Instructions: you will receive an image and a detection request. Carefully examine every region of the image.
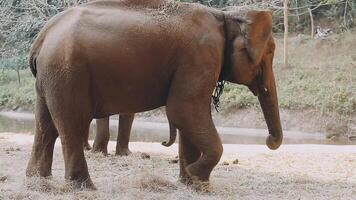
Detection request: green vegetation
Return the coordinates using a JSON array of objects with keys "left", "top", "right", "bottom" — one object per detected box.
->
[
  {"left": 222, "top": 64, "right": 355, "bottom": 115},
  {"left": 277, "top": 66, "right": 355, "bottom": 114},
  {"left": 0, "top": 70, "right": 36, "bottom": 110},
  {"left": 222, "top": 32, "right": 356, "bottom": 115}
]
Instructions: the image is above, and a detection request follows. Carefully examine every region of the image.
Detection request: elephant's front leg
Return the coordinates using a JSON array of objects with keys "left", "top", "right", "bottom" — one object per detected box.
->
[
  {"left": 116, "top": 114, "right": 134, "bottom": 156},
  {"left": 184, "top": 127, "right": 223, "bottom": 186},
  {"left": 166, "top": 81, "right": 223, "bottom": 190},
  {"left": 171, "top": 115, "right": 223, "bottom": 191},
  {"left": 178, "top": 133, "right": 201, "bottom": 184}
]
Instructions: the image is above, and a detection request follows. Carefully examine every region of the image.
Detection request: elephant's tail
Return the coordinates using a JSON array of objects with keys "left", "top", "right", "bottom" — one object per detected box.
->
[
  {"left": 161, "top": 123, "right": 177, "bottom": 147},
  {"left": 28, "top": 26, "right": 48, "bottom": 77},
  {"left": 28, "top": 10, "right": 68, "bottom": 77},
  {"left": 28, "top": 28, "right": 48, "bottom": 77},
  {"left": 29, "top": 51, "right": 37, "bottom": 77}
]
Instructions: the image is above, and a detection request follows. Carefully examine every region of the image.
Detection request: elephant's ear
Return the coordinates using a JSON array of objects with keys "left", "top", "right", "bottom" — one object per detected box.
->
[{"left": 240, "top": 11, "right": 272, "bottom": 65}]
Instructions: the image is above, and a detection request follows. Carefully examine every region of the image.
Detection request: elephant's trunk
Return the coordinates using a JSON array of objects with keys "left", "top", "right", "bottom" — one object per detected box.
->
[{"left": 257, "top": 73, "right": 283, "bottom": 150}]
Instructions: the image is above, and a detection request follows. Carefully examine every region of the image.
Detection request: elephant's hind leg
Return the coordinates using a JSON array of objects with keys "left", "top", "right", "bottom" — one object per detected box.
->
[
  {"left": 45, "top": 76, "right": 95, "bottom": 190},
  {"left": 54, "top": 108, "right": 95, "bottom": 189},
  {"left": 26, "top": 96, "right": 58, "bottom": 177}
]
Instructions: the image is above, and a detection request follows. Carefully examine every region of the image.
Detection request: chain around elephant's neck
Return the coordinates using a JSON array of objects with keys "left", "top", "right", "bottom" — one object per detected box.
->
[
  {"left": 212, "top": 12, "right": 230, "bottom": 112},
  {"left": 212, "top": 80, "right": 226, "bottom": 112}
]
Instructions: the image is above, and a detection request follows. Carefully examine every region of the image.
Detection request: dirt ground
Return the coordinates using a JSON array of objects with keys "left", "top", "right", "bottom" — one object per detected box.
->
[{"left": 0, "top": 132, "right": 356, "bottom": 200}]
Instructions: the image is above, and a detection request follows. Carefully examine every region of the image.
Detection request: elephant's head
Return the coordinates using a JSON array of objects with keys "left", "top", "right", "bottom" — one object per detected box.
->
[{"left": 223, "top": 10, "right": 283, "bottom": 150}]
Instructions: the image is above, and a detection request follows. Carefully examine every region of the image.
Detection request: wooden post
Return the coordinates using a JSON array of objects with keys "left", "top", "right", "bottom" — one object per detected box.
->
[
  {"left": 295, "top": 0, "right": 300, "bottom": 22},
  {"left": 308, "top": 8, "right": 314, "bottom": 38},
  {"left": 343, "top": 0, "right": 348, "bottom": 27},
  {"left": 283, "top": 0, "right": 288, "bottom": 68}
]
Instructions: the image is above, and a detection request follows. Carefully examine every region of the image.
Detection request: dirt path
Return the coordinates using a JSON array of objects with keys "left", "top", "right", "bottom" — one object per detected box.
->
[{"left": 0, "top": 132, "right": 356, "bottom": 200}]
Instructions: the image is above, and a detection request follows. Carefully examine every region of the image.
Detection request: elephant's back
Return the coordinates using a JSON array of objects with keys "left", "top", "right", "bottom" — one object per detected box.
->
[
  {"left": 34, "top": 0, "right": 224, "bottom": 75},
  {"left": 78, "top": 0, "right": 215, "bottom": 26},
  {"left": 37, "top": 0, "right": 221, "bottom": 51}
]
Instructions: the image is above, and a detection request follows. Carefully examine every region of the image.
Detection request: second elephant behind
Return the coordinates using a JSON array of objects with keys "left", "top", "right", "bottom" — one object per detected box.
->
[{"left": 90, "top": 114, "right": 177, "bottom": 155}]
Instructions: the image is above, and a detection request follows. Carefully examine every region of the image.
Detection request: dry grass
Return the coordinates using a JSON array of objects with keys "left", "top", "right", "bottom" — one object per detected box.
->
[{"left": 1, "top": 133, "right": 356, "bottom": 200}]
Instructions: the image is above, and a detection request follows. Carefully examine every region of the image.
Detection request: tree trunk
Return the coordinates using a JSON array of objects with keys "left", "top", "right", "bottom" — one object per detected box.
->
[
  {"left": 295, "top": 0, "right": 300, "bottom": 22},
  {"left": 308, "top": 8, "right": 314, "bottom": 38},
  {"left": 283, "top": 0, "right": 288, "bottom": 68},
  {"left": 219, "top": 0, "right": 225, "bottom": 8},
  {"left": 16, "top": 68, "right": 21, "bottom": 85}
]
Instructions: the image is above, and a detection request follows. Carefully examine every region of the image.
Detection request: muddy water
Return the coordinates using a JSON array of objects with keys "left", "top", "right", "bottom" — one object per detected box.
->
[
  {"left": 0, "top": 111, "right": 355, "bottom": 145},
  {"left": 0, "top": 113, "right": 34, "bottom": 133}
]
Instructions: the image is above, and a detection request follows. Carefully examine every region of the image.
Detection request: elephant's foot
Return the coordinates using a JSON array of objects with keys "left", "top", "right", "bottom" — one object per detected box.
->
[
  {"left": 179, "top": 174, "right": 192, "bottom": 185},
  {"left": 115, "top": 148, "right": 132, "bottom": 156},
  {"left": 91, "top": 145, "right": 108, "bottom": 155},
  {"left": 66, "top": 177, "right": 97, "bottom": 190},
  {"left": 185, "top": 164, "right": 207, "bottom": 179},
  {"left": 179, "top": 164, "right": 193, "bottom": 185},
  {"left": 26, "top": 158, "right": 53, "bottom": 177},
  {"left": 83, "top": 142, "right": 92, "bottom": 151},
  {"left": 179, "top": 172, "right": 210, "bottom": 192},
  {"left": 190, "top": 178, "right": 211, "bottom": 192},
  {"left": 179, "top": 164, "right": 211, "bottom": 192},
  {"left": 26, "top": 165, "right": 43, "bottom": 177},
  {"left": 65, "top": 166, "right": 96, "bottom": 190},
  {"left": 26, "top": 165, "right": 39, "bottom": 177},
  {"left": 183, "top": 153, "right": 221, "bottom": 192}
]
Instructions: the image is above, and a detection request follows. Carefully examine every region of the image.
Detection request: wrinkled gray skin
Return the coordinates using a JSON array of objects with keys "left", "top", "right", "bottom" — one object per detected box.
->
[{"left": 26, "top": 0, "right": 283, "bottom": 191}]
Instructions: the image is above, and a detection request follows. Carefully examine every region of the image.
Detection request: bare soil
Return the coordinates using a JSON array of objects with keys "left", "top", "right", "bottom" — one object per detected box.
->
[{"left": 1, "top": 132, "right": 356, "bottom": 200}]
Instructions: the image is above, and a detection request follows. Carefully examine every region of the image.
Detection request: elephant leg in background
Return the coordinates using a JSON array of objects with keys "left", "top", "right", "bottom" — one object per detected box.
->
[
  {"left": 116, "top": 114, "right": 134, "bottom": 156},
  {"left": 26, "top": 96, "right": 58, "bottom": 177},
  {"left": 83, "top": 128, "right": 92, "bottom": 151},
  {"left": 178, "top": 133, "right": 201, "bottom": 184},
  {"left": 92, "top": 117, "right": 110, "bottom": 155}
]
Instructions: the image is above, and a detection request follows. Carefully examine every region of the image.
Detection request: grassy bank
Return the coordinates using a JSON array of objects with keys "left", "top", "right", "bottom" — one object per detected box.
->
[
  {"left": 222, "top": 31, "right": 356, "bottom": 116},
  {"left": 0, "top": 70, "right": 35, "bottom": 111},
  {"left": 0, "top": 32, "right": 355, "bottom": 116}
]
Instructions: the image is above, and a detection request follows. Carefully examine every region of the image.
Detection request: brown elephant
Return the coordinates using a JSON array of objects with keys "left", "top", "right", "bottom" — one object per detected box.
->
[
  {"left": 26, "top": 0, "right": 283, "bottom": 190},
  {"left": 89, "top": 114, "right": 177, "bottom": 155}
]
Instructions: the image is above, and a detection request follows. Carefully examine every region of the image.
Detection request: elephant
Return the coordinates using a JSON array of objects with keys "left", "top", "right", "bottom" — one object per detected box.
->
[
  {"left": 26, "top": 0, "right": 283, "bottom": 190},
  {"left": 89, "top": 114, "right": 177, "bottom": 155}
]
